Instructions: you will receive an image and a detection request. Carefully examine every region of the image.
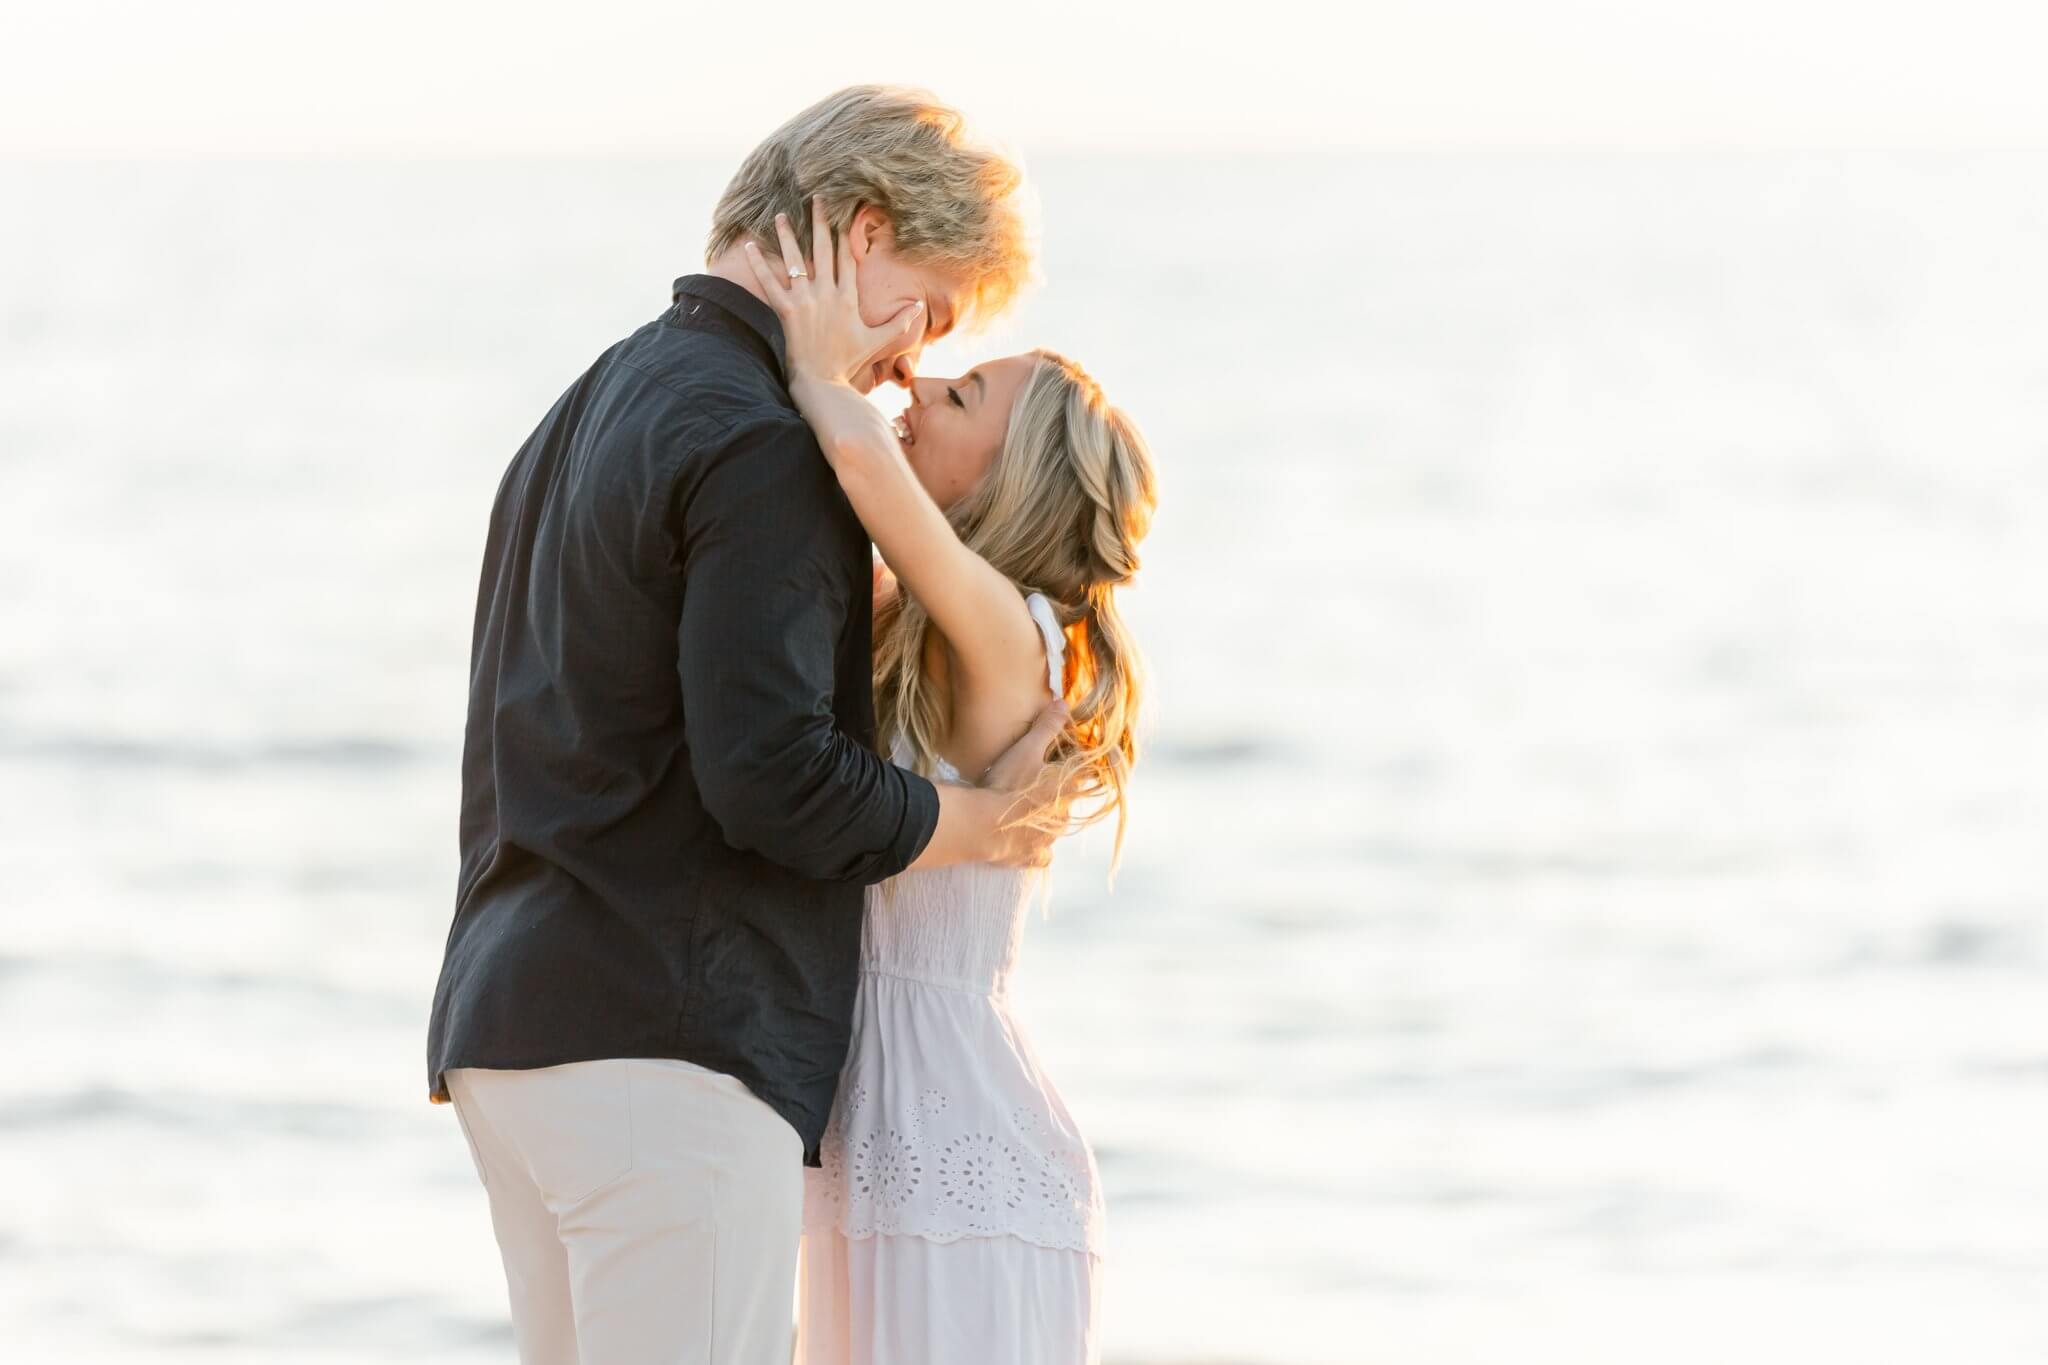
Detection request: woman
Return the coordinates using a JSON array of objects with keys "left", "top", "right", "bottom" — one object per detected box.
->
[{"left": 742, "top": 205, "right": 1157, "bottom": 1364}]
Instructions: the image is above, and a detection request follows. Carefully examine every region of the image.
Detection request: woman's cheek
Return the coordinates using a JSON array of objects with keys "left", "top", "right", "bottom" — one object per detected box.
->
[{"left": 935, "top": 457, "right": 966, "bottom": 506}]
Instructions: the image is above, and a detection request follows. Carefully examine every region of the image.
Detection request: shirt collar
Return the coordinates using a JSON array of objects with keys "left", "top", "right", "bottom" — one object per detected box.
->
[{"left": 671, "top": 274, "right": 789, "bottom": 380}]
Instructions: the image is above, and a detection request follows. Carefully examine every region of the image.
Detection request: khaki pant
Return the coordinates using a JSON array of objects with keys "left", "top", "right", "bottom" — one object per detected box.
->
[{"left": 447, "top": 1058, "right": 803, "bottom": 1365}]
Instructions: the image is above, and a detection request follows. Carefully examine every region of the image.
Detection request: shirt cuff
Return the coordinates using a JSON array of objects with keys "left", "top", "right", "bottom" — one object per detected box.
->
[{"left": 887, "top": 768, "right": 942, "bottom": 877}]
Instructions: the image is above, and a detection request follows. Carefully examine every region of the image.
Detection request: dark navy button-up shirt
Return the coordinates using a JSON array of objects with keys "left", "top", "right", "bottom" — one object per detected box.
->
[{"left": 427, "top": 275, "right": 939, "bottom": 1163}]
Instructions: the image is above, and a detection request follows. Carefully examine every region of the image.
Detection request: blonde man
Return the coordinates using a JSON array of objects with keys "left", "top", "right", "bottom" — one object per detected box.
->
[{"left": 428, "top": 87, "right": 1057, "bottom": 1365}]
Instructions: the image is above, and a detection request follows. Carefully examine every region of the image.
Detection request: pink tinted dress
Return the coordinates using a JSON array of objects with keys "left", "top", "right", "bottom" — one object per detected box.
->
[{"left": 794, "top": 593, "right": 1107, "bottom": 1365}]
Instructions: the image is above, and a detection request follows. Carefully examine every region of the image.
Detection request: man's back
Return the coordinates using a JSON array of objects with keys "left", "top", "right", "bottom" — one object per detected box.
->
[{"left": 426, "top": 275, "right": 938, "bottom": 1160}]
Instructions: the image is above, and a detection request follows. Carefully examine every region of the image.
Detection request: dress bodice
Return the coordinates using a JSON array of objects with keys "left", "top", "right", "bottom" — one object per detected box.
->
[{"left": 858, "top": 592, "right": 1066, "bottom": 997}]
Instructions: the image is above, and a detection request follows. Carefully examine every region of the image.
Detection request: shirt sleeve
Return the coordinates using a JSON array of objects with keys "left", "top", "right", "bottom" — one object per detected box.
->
[{"left": 672, "top": 412, "right": 939, "bottom": 884}]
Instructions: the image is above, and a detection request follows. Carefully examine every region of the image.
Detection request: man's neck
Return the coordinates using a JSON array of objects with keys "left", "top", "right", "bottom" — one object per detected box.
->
[{"left": 702, "top": 242, "right": 792, "bottom": 306}]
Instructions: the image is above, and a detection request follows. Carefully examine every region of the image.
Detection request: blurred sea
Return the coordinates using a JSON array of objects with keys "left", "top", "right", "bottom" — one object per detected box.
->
[{"left": 3, "top": 152, "right": 2047, "bottom": 1364}]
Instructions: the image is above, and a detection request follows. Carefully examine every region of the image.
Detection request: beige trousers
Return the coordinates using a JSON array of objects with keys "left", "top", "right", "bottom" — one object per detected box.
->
[{"left": 446, "top": 1058, "right": 803, "bottom": 1365}]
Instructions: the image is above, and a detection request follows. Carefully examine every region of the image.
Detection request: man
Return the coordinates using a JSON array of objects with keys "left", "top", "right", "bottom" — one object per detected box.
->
[{"left": 426, "top": 86, "right": 1057, "bottom": 1364}]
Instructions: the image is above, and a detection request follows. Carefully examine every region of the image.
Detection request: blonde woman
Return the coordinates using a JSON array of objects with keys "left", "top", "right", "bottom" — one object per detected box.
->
[{"left": 743, "top": 204, "right": 1157, "bottom": 1365}]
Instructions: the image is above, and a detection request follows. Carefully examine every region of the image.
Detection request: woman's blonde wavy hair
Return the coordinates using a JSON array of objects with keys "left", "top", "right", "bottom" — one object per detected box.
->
[
  {"left": 706, "top": 85, "right": 1033, "bottom": 324},
  {"left": 874, "top": 351, "right": 1159, "bottom": 866}
]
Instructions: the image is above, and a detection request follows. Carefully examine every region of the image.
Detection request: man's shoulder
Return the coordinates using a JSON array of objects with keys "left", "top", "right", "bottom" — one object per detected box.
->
[
  {"left": 606, "top": 318, "right": 788, "bottom": 426},
  {"left": 611, "top": 333, "right": 846, "bottom": 529},
  {"left": 679, "top": 404, "right": 847, "bottom": 512},
  {"left": 579, "top": 318, "right": 825, "bottom": 478}
]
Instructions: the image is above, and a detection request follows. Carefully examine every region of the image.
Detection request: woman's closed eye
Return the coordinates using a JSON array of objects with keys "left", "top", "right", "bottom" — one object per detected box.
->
[{"left": 947, "top": 386, "right": 963, "bottom": 408}]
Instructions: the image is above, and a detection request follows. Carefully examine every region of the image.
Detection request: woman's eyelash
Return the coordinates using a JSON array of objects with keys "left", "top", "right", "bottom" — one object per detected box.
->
[{"left": 947, "top": 387, "right": 963, "bottom": 408}]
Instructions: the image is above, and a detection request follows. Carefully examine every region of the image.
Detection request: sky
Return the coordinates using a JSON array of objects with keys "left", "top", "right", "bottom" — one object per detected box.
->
[{"left": 3, "top": 0, "right": 2046, "bottom": 156}]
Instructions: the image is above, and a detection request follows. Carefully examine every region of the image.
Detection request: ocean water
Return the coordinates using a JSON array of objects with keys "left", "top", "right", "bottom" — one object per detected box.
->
[{"left": 3, "top": 152, "right": 2046, "bottom": 1364}]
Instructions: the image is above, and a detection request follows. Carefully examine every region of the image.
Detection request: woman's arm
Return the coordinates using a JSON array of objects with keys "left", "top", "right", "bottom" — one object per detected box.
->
[
  {"left": 785, "top": 373, "right": 1043, "bottom": 693},
  {"left": 743, "top": 207, "right": 1046, "bottom": 697}
]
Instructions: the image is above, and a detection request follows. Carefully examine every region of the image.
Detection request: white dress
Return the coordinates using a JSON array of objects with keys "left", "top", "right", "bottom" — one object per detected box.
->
[{"left": 794, "top": 593, "right": 1107, "bottom": 1365}]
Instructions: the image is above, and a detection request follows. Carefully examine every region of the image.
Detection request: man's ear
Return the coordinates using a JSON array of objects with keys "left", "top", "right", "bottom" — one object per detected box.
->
[{"left": 847, "top": 203, "right": 893, "bottom": 261}]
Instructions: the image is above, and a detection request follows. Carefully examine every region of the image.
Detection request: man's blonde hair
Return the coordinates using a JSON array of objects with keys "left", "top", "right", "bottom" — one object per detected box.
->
[{"left": 707, "top": 85, "right": 1033, "bottom": 324}]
